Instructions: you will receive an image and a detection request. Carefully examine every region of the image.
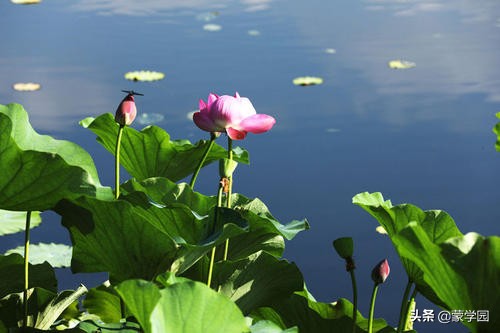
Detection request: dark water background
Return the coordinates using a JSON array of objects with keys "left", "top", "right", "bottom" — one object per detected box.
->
[{"left": 2, "top": 1, "right": 500, "bottom": 332}]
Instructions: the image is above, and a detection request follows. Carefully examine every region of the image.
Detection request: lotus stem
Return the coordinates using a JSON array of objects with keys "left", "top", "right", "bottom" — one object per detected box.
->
[
  {"left": 367, "top": 283, "right": 379, "bottom": 333},
  {"left": 23, "top": 211, "right": 32, "bottom": 328},
  {"left": 190, "top": 133, "right": 216, "bottom": 189},
  {"left": 349, "top": 267, "right": 358, "bottom": 333},
  {"left": 207, "top": 184, "right": 224, "bottom": 288},
  {"left": 397, "top": 279, "right": 414, "bottom": 333},
  {"left": 222, "top": 138, "right": 233, "bottom": 261},
  {"left": 115, "top": 125, "right": 124, "bottom": 199}
]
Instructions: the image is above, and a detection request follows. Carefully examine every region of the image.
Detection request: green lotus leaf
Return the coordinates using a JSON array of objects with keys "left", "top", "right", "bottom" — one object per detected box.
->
[
  {"left": 116, "top": 280, "right": 249, "bottom": 333},
  {"left": 83, "top": 284, "right": 122, "bottom": 323},
  {"left": 393, "top": 227, "right": 500, "bottom": 333},
  {"left": 353, "top": 191, "right": 463, "bottom": 306},
  {"left": 252, "top": 293, "right": 395, "bottom": 333},
  {"left": 0, "top": 210, "right": 41, "bottom": 236},
  {"left": 250, "top": 320, "right": 298, "bottom": 333},
  {"left": 0, "top": 104, "right": 113, "bottom": 211},
  {"left": 80, "top": 113, "right": 249, "bottom": 182},
  {"left": 215, "top": 251, "right": 304, "bottom": 315},
  {"left": 5, "top": 243, "right": 72, "bottom": 268},
  {"left": 0, "top": 254, "right": 57, "bottom": 299}
]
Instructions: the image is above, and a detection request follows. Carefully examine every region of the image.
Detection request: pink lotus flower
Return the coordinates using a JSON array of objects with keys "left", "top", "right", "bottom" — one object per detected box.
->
[
  {"left": 371, "top": 259, "right": 390, "bottom": 285},
  {"left": 193, "top": 92, "right": 276, "bottom": 140},
  {"left": 115, "top": 93, "right": 137, "bottom": 126}
]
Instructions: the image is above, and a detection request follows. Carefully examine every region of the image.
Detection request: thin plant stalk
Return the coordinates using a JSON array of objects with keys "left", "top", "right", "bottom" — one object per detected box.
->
[
  {"left": 223, "top": 137, "right": 233, "bottom": 261},
  {"left": 23, "top": 211, "right": 32, "bottom": 328},
  {"left": 397, "top": 279, "right": 414, "bottom": 333},
  {"left": 114, "top": 124, "right": 125, "bottom": 199},
  {"left": 189, "top": 133, "right": 216, "bottom": 189},
  {"left": 400, "top": 287, "right": 419, "bottom": 330},
  {"left": 349, "top": 268, "right": 358, "bottom": 333},
  {"left": 207, "top": 184, "right": 224, "bottom": 288},
  {"left": 367, "top": 283, "right": 380, "bottom": 333}
]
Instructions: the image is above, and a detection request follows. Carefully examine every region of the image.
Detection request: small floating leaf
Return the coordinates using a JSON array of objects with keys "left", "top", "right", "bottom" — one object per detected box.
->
[
  {"left": 124, "top": 70, "right": 165, "bottom": 82},
  {"left": 136, "top": 113, "right": 164, "bottom": 125},
  {"left": 247, "top": 29, "right": 261, "bottom": 36},
  {"left": 12, "top": 82, "right": 41, "bottom": 91},
  {"left": 388, "top": 60, "right": 416, "bottom": 69},
  {"left": 324, "top": 48, "right": 336, "bottom": 54},
  {"left": 292, "top": 76, "right": 323, "bottom": 86},
  {"left": 11, "top": 0, "right": 41, "bottom": 4},
  {"left": 5, "top": 243, "right": 72, "bottom": 268},
  {"left": 203, "top": 24, "right": 222, "bottom": 32}
]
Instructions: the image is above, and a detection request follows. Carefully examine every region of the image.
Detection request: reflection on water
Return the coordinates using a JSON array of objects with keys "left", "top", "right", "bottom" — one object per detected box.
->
[{"left": 2, "top": 1, "right": 499, "bottom": 332}]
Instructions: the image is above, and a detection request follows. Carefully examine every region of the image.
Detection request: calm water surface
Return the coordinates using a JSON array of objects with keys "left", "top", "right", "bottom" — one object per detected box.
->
[{"left": 2, "top": 1, "right": 500, "bottom": 332}]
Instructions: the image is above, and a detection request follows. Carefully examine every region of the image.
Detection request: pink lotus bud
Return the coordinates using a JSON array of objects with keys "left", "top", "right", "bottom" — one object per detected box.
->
[
  {"left": 371, "top": 259, "right": 390, "bottom": 285},
  {"left": 115, "top": 91, "right": 140, "bottom": 126}
]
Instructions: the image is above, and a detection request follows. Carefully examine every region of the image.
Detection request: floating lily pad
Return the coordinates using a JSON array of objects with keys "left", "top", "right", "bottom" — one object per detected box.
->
[
  {"left": 248, "top": 29, "right": 261, "bottom": 36},
  {"left": 124, "top": 70, "right": 165, "bottom": 82},
  {"left": 11, "top": 0, "right": 41, "bottom": 4},
  {"left": 388, "top": 60, "right": 416, "bottom": 69},
  {"left": 5, "top": 243, "right": 72, "bottom": 268},
  {"left": 203, "top": 24, "right": 222, "bottom": 32},
  {"left": 292, "top": 76, "right": 323, "bottom": 86},
  {"left": 12, "top": 82, "right": 41, "bottom": 91},
  {"left": 136, "top": 113, "right": 164, "bottom": 125},
  {"left": 0, "top": 210, "right": 41, "bottom": 236},
  {"left": 324, "top": 48, "right": 336, "bottom": 54}
]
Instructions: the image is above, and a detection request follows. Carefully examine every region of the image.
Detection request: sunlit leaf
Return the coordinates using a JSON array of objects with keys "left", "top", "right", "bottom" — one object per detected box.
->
[
  {"left": 215, "top": 251, "right": 304, "bottom": 315},
  {"left": 83, "top": 284, "right": 122, "bottom": 323},
  {"left": 292, "top": 77, "right": 323, "bottom": 86},
  {"left": 388, "top": 60, "right": 416, "bottom": 69},
  {"left": 375, "top": 225, "right": 388, "bottom": 235},
  {"left": 393, "top": 227, "right": 500, "bottom": 332},
  {"left": 0, "top": 210, "right": 41, "bottom": 236},
  {"left": 5, "top": 243, "right": 72, "bottom": 268},
  {"left": 203, "top": 24, "right": 222, "bottom": 32},
  {"left": 116, "top": 280, "right": 249, "bottom": 333},
  {"left": 12, "top": 82, "right": 41, "bottom": 91},
  {"left": 124, "top": 70, "right": 165, "bottom": 82},
  {"left": 0, "top": 103, "right": 113, "bottom": 211}
]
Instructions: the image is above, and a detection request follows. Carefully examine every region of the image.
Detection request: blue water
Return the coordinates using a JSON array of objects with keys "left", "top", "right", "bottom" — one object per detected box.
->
[{"left": 2, "top": 1, "right": 500, "bottom": 332}]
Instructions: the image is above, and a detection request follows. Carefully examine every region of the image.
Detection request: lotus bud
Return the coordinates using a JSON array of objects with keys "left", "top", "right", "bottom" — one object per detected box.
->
[
  {"left": 371, "top": 259, "right": 390, "bottom": 285},
  {"left": 115, "top": 90, "right": 143, "bottom": 126},
  {"left": 333, "top": 237, "right": 354, "bottom": 259}
]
